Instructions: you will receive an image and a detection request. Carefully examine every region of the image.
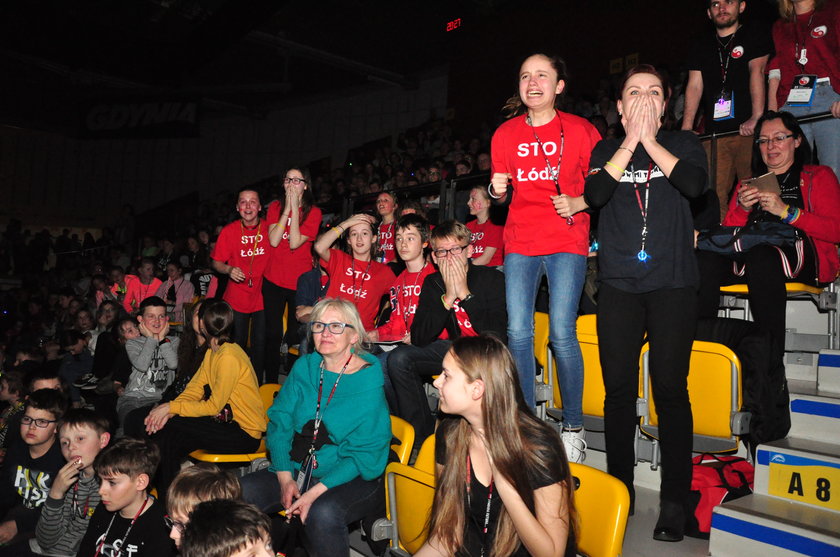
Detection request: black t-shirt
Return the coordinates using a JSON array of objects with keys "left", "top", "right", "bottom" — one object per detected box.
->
[
  {"left": 588, "top": 132, "right": 708, "bottom": 294},
  {"left": 0, "top": 438, "right": 65, "bottom": 533},
  {"left": 76, "top": 498, "right": 174, "bottom": 557},
  {"left": 687, "top": 21, "right": 773, "bottom": 133},
  {"left": 435, "top": 418, "right": 576, "bottom": 557}
]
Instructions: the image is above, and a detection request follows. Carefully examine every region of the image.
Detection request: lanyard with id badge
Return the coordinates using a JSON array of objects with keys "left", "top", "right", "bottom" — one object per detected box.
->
[
  {"left": 296, "top": 352, "right": 354, "bottom": 493},
  {"left": 713, "top": 32, "right": 739, "bottom": 121},
  {"left": 787, "top": 13, "right": 818, "bottom": 107}
]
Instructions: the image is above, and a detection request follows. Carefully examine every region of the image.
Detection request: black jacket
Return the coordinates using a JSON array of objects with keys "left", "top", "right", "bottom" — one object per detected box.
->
[{"left": 411, "top": 264, "right": 507, "bottom": 346}]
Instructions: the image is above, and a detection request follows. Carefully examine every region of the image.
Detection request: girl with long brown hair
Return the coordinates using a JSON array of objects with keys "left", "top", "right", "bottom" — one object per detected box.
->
[
  {"left": 264, "top": 166, "right": 322, "bottom": 382},
  {"left": 416, "top": 335, "right": 576, "bottom": 557}
]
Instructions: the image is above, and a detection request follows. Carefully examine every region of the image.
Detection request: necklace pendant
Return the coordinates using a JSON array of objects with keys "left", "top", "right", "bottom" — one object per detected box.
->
[
  {"left": 637, "top": 249, "right": 650, "bottom": 262},
  {"left": 566, "top": 216, "right": 575, "bottom": 226},
  {"left": 248, "top": 278, "right": 253, "bottom": 288}
]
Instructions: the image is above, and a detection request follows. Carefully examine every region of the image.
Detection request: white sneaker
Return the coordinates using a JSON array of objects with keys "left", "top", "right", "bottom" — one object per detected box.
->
[{"left": 560, "top": 428, "right": 586, "bottom": 463}]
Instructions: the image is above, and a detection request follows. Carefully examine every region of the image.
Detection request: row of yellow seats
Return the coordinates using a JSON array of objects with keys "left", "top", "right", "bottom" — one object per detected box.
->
[{"left": 535, "top": 312, "right": 744, "bottom": 451}]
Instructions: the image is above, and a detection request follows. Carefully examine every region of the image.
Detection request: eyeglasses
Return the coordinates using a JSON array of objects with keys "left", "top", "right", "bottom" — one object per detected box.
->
[
  {"left": 755, "top": 134, "right": 794, "bottom": 147},
  {"left": 284, "top": 177, "right": 307, "bottom": 185},
  {"left": 432, "top": 245, "right": 469, "bottom": 258},
  {"left": 310, "top": 321, "right": 354, "bottom": 334},
  {"left": 164, "top": 515, "right": 186, "bottom": 533},
  {"left": 21, "top": 416, "right": 57, "bottom": 428}
]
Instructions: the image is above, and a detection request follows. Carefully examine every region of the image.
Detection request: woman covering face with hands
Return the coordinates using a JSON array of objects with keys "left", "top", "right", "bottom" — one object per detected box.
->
[
  {"left": 584, "top": 65, "right": 708, "bottom": 542},
  {"left": 489, "top": 53, "right": 601, "bottom": 463},
  {"left": 263, "top": 166, "right": 322, "bottom": 383}
]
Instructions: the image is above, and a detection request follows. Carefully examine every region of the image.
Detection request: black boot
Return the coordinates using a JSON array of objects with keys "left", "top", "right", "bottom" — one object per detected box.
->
[{"left": 653, "top": 500, "right": 686, "bottom": 542}]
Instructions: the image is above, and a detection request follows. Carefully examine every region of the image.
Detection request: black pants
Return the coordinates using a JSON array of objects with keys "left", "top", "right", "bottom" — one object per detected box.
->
[
  {"left": 598, "top": 284, "right": 696, "bottom": 504},
  {"left": 152, "top": 416, "right": 260, "bottom": 501},
  {"left": 386, "top": 340, "right": 450, "bottom": 445},
  {"left": 262, "top": 279, "right": 300, "bottom": 383},
  {"left": 233, "top": 309, "right": 265, "bottom": 382},
  {"left": 697, "top": 245, "right": 818, "bottom": 360}
]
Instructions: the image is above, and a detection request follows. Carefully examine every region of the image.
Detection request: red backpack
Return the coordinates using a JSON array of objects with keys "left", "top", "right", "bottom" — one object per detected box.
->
[{"left": 685, "top": 453, "right": 755, "bottom": 539}]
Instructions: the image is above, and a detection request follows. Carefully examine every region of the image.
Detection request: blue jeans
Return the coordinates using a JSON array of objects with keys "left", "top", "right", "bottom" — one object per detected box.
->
[
  {"left": 240, "top": 469, "right": 384, "bottom": 557},
  {"left": 505, "top": 252, "right": 585, "bottom": 425},
  {"left": 786, "top": 81, "right": 840, "bottom": 181}
]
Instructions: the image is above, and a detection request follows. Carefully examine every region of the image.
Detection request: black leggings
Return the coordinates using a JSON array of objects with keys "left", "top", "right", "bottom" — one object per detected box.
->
[
  {"left": 262, "top": 279, "right": 299, "bottom": 383},
  {"left": 697, "top": 244, "right": 818, "bottom": 359},
  {"left": 597, "top": 284, "right": 697, "bottom": 504}
]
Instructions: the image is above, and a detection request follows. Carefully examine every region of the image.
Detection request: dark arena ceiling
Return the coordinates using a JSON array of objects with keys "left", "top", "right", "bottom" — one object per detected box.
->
[{"left": 0, "top": 0, "right": 478, "bottom": 133}]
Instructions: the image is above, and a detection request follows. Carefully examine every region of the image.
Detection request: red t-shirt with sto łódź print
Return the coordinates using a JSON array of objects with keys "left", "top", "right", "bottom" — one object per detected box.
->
[
  {"left": 264, "top": 201, "right": 323, "bottom": 290},
  {"left": 375, "top": 262, "right": 436, "bottom": 341},
  {"left": 491, "top": 110, "right": 601, "bottom": 257},
  {"left": 211, "top": 219, "right": 270, "bottom": 313},
  {"left": 322, "top": 249, "right": 395, "bottom": 330},
  {"left": 467, "top": 219, "right": 504, "bottom": 267},
  {"left": 377, "top": 221, "right": 397, "bottom": 263}
]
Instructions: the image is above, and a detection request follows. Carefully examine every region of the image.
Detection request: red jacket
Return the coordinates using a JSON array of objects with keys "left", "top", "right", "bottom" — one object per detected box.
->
[{"left": 724, "top": 165, "right": 840, "bottom": 283}]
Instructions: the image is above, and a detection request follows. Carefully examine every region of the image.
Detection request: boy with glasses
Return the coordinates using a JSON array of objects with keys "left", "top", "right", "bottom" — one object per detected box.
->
[
  {"left": 0, "top": 389, "right": 67, "bottom": 552},
  {"left": 386, "top": 220, "right": 507, "bottom": 447}
]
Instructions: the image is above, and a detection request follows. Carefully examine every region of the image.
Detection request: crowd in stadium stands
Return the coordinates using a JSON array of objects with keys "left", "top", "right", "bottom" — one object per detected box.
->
[{"left": 0, "top": 0, "right": 838, "bottom": 555}]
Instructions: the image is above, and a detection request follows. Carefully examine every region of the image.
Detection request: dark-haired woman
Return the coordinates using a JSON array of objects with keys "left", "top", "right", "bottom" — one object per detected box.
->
[
  {"left": 698, "top": 111, "right": 840, "bottom": 358},
  {"left": 490, "top": 53, "right": 601, "bottom": 462},
  {"left": 263, "top": 166, "right": 323, "bottom": 382},
  {"left": 145, "top": 299, "right": 266, "bottom": 498},
  {"left": 415, "top": 335, "right": 576, "bottom": 557},
  {"left": 584, "top": 65, "right": 708, "bottom": 542}
]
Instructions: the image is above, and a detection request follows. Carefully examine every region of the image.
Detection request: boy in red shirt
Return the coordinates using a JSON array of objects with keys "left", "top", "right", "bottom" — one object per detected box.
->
[
  {"left": 370, "top": 214, "right": 434, "bottom": 344},
  {"left": 211, "top": 188, "right": 269, "bottom": 378}
]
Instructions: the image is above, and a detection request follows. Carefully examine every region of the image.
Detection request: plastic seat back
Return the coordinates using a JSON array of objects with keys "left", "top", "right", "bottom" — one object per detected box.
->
[
  {"left": 385, "top": 434, "right": 436, "bottom": 554},
  {"left": 642, "top": 340, "right": 741, "bottom": 442},
  {"left": 571, "top": 462, "right": 630, "bottom": 557},
  {"left": 390, "top": 415, "right": 415, "bottom": 465}
]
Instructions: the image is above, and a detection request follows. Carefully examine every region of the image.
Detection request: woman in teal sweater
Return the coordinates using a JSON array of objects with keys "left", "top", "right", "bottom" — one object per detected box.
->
[{"left": 240, "top": 298, "right": 391, "bottom": 557}]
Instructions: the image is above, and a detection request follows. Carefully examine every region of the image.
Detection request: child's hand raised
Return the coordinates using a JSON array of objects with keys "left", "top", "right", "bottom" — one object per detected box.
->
[{"left": 49, "top": 458, "right": 83, "bottom": 500}]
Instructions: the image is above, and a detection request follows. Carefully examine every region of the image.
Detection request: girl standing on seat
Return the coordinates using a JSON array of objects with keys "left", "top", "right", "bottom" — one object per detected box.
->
[
  {"left": 490, "top": 52, "right": 601, "bottom": 462},
  {"left": 416, "top": 335, "right": 576, "bottom": 557},
  {"left": 584, "top": 65, "right": 708, "bottom": 542}
]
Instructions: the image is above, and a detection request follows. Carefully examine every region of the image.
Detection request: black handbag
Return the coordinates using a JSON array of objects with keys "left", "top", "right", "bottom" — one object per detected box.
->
[{"left": 697, "top": 221, "right": 800, "bottom": 255}]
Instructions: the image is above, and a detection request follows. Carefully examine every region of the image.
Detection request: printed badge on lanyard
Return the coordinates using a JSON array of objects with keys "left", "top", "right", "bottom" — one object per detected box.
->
[{"left": 787, "top": 13, "right": 817, "bottom": 106}]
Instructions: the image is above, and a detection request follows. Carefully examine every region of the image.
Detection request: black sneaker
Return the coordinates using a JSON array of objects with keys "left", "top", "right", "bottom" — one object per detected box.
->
[{"left": 73, "top": 373, "right": 96, "bottom": 388}]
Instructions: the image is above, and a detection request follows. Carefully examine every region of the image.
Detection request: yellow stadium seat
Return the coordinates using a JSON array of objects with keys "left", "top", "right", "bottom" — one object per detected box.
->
[
  {"left": 721, "top": 282, "right": 823, "bottom": 296},
  {"left": 641, "top": 341, "right": 744, "bottom": 455},
  {"left": 189, "top": 383, "right": 280, "bottom": 464},
  {"left": 383, "top": 434, "right": 436, "bottom": 555},
  {"left": 570, "top": 462, "right": 630, "bottom": 557},
  {"left": 390, "top": 416, "right": 415, "bottom": 466}
]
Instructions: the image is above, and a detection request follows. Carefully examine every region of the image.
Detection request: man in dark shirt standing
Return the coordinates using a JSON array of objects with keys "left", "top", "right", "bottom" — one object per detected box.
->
[{"left": 682, "top": 0, "right": 772, "bottom": 221}]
